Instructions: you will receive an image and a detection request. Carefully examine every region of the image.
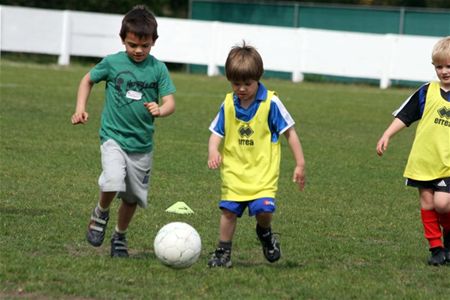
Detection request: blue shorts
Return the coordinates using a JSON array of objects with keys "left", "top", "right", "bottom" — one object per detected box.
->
[{"left": 219, "top": 198, "right": 276, "bottom": 217}]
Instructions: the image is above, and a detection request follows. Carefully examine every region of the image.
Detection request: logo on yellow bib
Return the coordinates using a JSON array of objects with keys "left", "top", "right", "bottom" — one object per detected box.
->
[
  {"left": 238, "top": 125, "right": 254, "bottom": 146},
  {"left": 438, "top": 107, "right": 450, "bottom": 119}
]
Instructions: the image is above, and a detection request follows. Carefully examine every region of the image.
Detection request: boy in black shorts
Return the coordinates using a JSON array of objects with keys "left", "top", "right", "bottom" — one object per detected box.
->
[{"left": 376, "top": 36, "right": 450, "bottom": 266}]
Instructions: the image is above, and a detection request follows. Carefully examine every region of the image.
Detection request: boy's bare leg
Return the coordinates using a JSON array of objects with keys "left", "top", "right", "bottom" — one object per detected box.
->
[
  {"left": 219, "top": 209, "right": 237, "bottom": 241},
  {"left": 208, "top": 210, "right": 236, "bottom": 268},
  {"left": 255, "top": 212, "right": 272, "bottom": 228},
  {"left": 420, "top": 189, "right": 447, "bottom": 265},
  {"left": 110, "top": 200, "right": 137, "bottom": 258},
  {"left": 434, "top": 191, "right": 450, "bottom": 214},
  {"left": 99, "top": 191, "right": 116, "bottom": 209},
  {"left": 117, "top": 200, "right": 138, "bottom": 232},
  {"left": 435, "top": 191, "right": 450, "bottom": 262}
]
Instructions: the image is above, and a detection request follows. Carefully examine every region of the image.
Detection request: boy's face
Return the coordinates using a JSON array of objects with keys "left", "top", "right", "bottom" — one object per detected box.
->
[
  {"left": 433, "top": 58, "right": 450, "bottom": 90},
  {"left": 123, "top": 32, "right": 154, "bottom": 63},
  {"left": 230, "top": 80, "right": 259, "bottom": 103}
]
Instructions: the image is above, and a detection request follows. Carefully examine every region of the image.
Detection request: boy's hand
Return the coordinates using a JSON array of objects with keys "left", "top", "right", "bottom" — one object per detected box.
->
[
  {"left": 208, "top": 151, "right": 222, "bottom": 169},
  {"left": 376, "top": 136, "right": 389, "bottom": 156},
  {"left": 292, "top": 166, "right": 306, "bottom": 191},
  {"left": 71, "top": 112, "right": 89, "bottom": 125},
  {"left": 144, "top": 102, "right": 161, "bottom": 117},
  {"left": 376, "top": 118, "right": 406, "bottom": 156}
]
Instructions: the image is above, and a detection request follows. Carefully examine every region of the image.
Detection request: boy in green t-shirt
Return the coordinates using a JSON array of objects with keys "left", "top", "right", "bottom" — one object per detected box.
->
[{"left": 71, "top": 5, "right": 176, "bottom": 257}]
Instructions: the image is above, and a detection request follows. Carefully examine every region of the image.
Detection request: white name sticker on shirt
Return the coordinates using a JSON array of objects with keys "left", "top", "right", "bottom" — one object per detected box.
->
[{"left": 126, "top": 90, "right": 142, "bottom": 100}]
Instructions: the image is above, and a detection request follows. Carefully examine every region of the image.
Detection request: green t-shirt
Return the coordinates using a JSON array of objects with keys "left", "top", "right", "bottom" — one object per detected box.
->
[{"left": 90, "top": 52, "right": 176, "bottom": 153}]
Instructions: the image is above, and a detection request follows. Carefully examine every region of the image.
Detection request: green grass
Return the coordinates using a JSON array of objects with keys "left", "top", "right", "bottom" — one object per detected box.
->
[{"left": 0, "top": 60, "right": 448, "bottom": 299}]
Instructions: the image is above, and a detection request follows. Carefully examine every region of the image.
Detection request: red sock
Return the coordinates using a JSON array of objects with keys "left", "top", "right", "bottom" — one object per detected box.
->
[
  {"left": 420, "top": 209, "right": 443, "bottom": 249},
  {"left": 439, "top": 212, "right": 450, "bottom": 235}
]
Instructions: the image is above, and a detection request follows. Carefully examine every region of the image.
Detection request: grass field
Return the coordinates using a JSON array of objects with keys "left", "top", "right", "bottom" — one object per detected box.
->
[{"left": 0, "top": 60, "right": 448, "bottom": 299}]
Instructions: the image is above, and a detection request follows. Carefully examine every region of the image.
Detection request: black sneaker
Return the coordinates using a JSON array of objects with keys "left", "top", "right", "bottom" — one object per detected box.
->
[
  {"left": 208, "top": 248, "right": 232, "bottom": 268},
  {"left": 259, "top": 233, "right": 281, "bottom": 263},
  {"left": 86, "top": 208, "right": 109, "bottom": 247},
  {"left": 427, "top": 247, "right": 446, "bottom": 266},
  {"left": 444, "top": 231, "right": 450, "bottom": 262},
  {"left": 111, "top": 232, "right": 129, "bottom": 258},
  {"left": 444, "top": 248, "right": 450, "bottom": 263}
]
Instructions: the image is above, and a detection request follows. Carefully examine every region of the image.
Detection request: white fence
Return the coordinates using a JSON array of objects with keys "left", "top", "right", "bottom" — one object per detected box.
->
[{"left": 0, "top": 5, "right": 441, "bottom": 88}]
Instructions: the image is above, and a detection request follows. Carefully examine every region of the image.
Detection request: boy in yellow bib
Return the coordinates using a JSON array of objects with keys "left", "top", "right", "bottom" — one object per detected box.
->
[
  {"left": 376, "top": 36, "right": 450, "bottom": 266},
  {"left": 207, "top": 42, "right": 306, "bottom": 267}
]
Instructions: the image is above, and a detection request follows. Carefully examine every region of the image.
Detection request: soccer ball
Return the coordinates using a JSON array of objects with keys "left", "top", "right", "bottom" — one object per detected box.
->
[{"left": 153, "top": 222, "right": 201, "bottom": 268}]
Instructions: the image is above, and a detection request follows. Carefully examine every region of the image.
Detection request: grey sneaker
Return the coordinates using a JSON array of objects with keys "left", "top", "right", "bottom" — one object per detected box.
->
[
  {"left": 111, "top": 232, "right": 129, "bottom": 258},
  {"left": 259, "top": 233, "right": 281, "bottom": 263},
  {"left": 427, "top": 247, "right": 446, "bottom": 266},
  {"left": 86, "top": 208, "right": 109, "bottom": 247},
  {"left": 208, "top": 248, "right": 232, "bottom": 268}
]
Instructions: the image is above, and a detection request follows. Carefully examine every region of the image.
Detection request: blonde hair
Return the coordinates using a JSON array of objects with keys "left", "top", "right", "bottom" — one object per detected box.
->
[
  {"left": 432, "top": 36, "right": 450, "bottom": 64},
  {"left": 225, "top": 41, "right": 264, "bottom": 82}
]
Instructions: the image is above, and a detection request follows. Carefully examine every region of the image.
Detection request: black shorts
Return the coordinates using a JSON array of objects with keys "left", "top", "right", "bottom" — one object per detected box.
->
[{"left": 406, "top": 177, "right": 450, "bottom": 193}]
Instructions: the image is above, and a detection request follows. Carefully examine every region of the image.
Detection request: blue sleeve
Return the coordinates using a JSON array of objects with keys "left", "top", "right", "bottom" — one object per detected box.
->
[
  {"left": 269, "top": 103, "right": 289, "bottom": 133},
  {"left": 417, "top": 85, "right": 426, "bottom": 117},
  {"left": 209, "top": 104, "right": 225, "bottom": 137},
  {"left": 268, "top": 100, "right": 295, "bottom": 142}
]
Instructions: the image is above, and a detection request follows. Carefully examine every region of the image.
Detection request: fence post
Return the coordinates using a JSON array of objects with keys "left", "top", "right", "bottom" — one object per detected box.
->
[
  {"left": 207, "top": 21, "right": 220, "bottom": 76},
  {"left": 58, "top": 10, "right": 71, "bottom": 65},
  {"left": 292, "top": 28, "right": 305, "bottom": 83},
  {"left": 380, "top": 34, "right": 396, "bottom": 89},
  {"left": 398, "top": 7, "right": 405, "bottom": 35}
]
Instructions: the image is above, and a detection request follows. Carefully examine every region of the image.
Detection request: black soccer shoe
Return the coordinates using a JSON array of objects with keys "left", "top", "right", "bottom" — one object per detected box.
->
[
  {"left": 444, "top": 231, "right": 450, "bottom": 262},
  {"left": 444, "top": 248, "right": 450, "bottom": 263},
  {"left": 427, "top": 247, "right": 447, "bottom": 266},
  {"left": 208, "top": 248, "right": 232, "bottom": 268},
  {"left": 111, "top": 232, "right": 129, "bottom": 258},
  {"left": 259, "top": 233, "right": 281, "bottom": 263},
  {"left": 86, "top": 208, "right": 109, "bottom": 247}
]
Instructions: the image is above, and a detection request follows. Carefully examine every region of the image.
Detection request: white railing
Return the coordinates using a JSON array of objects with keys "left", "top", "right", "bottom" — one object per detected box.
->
[{"left": 0, "top": 5, "right": 440, "bottom": 88}]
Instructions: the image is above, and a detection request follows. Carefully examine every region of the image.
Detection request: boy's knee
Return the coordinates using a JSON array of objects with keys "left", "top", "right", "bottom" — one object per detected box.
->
[
  {"left": 221, "top": 209, "right": 237, "bottom": 219},
  {"left": 434, "top": 201, "right": 450, "bottom": 214},
  {"left": 122, "top": 199, "right": 138, "bottom": 207},
  {"left": 256, "top": 212, "right": 272, "bottom": 219},
  {"left": 256, "top": 212, "right": 272, "bottom": 225},
  {"left": 434, "top": 192, "right": 450, "bottom": 213}
]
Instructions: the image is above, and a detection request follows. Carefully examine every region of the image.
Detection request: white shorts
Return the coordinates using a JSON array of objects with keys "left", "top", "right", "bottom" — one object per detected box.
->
[{"left": 98, "top": 139, "right": 153, "bottom": 208}]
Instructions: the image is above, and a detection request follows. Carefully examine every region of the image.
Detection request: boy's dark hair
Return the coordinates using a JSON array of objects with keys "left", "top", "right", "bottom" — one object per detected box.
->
[
  {"left": 120, "top": 5, "right": 158, "bottom": 42},
  {"left": 225, "top": 41, "right": 264, "bottom": 82}
]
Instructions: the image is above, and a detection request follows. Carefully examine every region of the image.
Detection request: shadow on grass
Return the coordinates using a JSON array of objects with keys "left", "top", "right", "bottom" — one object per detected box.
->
[
  {"left": 67, "top": 245, "right": 156, "bottom": 259},
  {"left": 0, "top": 205, "right": 52, "bottom": 216},
  {"left": 130, "top": 251, "right": 155, "bottom": 260},
  {"left": 233, "top": 259, "right": 306, "bottom": 269}
]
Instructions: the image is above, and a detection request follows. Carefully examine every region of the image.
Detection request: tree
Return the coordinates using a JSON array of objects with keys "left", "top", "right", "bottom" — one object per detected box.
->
[
  {"left": 0, "top": 0, "right": 190, "bottom": 17},
  {"left": 1, "top": 0, "right": 448, "bottom": 16}
]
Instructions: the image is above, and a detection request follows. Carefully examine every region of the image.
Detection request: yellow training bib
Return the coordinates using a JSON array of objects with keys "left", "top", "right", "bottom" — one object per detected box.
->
[
  {"left": 220, "top": 91, "right": 281, "bottom": 201},
  {"left": 404, "top": 82, "right": 450, "bottom": 180}
]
